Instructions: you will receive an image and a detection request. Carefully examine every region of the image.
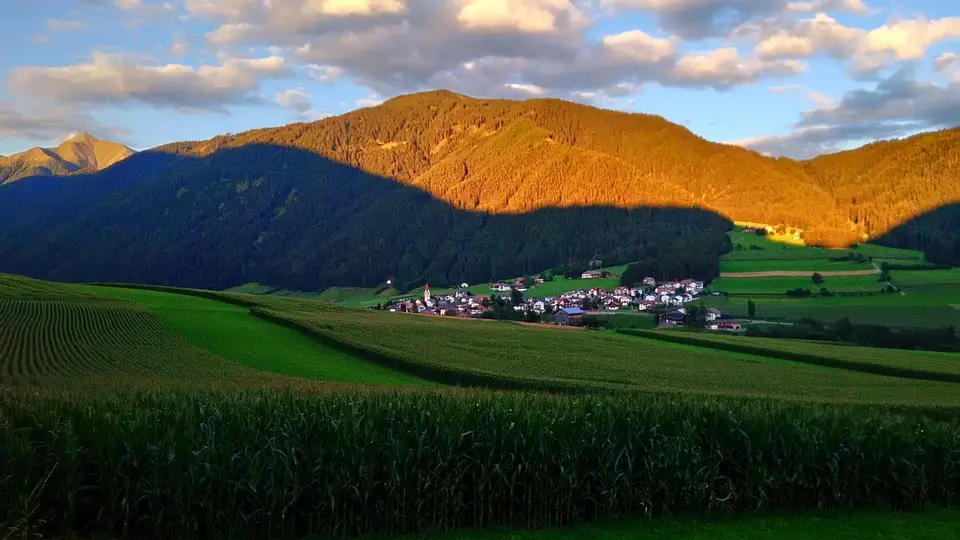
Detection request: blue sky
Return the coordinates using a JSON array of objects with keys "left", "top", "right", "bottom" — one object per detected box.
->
[{"left": 0, "top": 0, "right": 957, "bottom": 158}]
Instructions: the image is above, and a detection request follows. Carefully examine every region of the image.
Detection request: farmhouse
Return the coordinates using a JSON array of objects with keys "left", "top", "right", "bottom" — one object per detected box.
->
[
  {"left": 555, "top": 307, "right": 584, "bottom": 326},
  {"left": 491, "top": 282, "right": 512, "bottom": 292},
  {"left": 581, "top": 270, "right": 603, "bottom": 279}
]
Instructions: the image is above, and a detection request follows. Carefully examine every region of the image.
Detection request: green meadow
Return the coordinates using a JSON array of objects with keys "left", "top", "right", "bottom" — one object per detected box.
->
[{"left": 90, "top": 286, "right": 432, "bottom": 386}]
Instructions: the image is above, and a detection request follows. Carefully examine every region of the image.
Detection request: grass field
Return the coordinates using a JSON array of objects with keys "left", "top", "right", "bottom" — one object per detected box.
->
[
  {"left": 891, "top": 268, "right": 960, "bottom": 288},
  {"left": 723, "top": 229, "right": 924, "bottom": 263},
  {"left": 707, "top": 275, "right": 887, "bottom": 294},
  {"left": 720, "top": 259, "right": 876, "bottom": 273},
  {"left": 700, "top": 294, "right": 960, "bottom": 328},
  {"left": 3, "top": 274, "right": 960, "bottom": 540},
  {"left": 620, "top": 329, "right": 960, "bottom": 380},
  {"left": 0, "top": 276, "right": 268, "bottom": 388},
  {"left": 90, "top": 286, "right": 431, "bottom": 386},
  {"left": 233, "top": 292, "right": 960, "bottom": 406}
]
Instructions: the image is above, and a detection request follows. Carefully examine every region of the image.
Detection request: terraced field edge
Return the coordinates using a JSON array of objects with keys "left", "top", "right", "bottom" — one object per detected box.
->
[
  {"left": 91, "top": 283, "right": 591, "bottom": 394},
  {"left": 617, "top": 329, "right": 960, "bottom": 384}
]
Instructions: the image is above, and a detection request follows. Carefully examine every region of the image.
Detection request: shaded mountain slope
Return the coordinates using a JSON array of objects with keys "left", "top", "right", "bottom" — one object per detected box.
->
[
  {"left": 0, "top": 133, "right": 134, "bottom": 184},
  {"left": 0, "top": 144, "right": 731, "bottom": 291},
  {"left": 1, "top": 91, "right": 957, "bottom": 290}
]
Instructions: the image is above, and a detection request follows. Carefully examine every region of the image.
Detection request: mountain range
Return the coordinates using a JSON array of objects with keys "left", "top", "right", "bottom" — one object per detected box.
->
[
  {"left": 0, "top": 133, "right": 134, "bottom": 184},
  {"left": 0, "top": 90, "right": 956, "bottom": 290}
]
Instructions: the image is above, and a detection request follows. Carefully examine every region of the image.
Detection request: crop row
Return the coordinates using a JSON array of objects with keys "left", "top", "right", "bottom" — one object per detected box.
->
[
  {"left": 2, "top": 388, "right": 958, "bottom": 539},
  {"left": 0, "top": 296, "right": 284, "bottom": 389},
  {"left": 248, "top": 299, "right": 960, "bottom": 407}
]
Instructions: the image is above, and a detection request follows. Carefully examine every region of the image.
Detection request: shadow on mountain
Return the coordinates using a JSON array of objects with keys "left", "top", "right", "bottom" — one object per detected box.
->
[
  {"left": 873, "top": 203, "right": 960, "bottom": 266},
  {"left": 0, "top": 143, "right": 732, "bottom": 291}
]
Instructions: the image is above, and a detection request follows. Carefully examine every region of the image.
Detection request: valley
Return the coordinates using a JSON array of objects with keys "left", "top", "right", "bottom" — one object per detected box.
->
[{"left": 0, "top": 93, "right": 958, "bottom": 540}]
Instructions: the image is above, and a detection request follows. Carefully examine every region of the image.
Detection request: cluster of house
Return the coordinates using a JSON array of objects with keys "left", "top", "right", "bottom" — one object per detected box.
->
[
  {"left": 658, "top": 306, "right": 742, "bottom": 331},
  {"left": 386, "top": 283, "right": 489, "bottom": 318},
  {"left": 384, "top": 277, "right": 728, "bottom": 328}
]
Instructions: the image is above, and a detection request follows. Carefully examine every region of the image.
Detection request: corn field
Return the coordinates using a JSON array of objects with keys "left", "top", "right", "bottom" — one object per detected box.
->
[{"left": 2, "top": 388, "right": 958, "bottom": 539}]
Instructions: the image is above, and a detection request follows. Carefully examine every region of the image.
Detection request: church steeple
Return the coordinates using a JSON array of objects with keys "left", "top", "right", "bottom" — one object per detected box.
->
[{"left": 424, "top": 282, "right": 431, "bottom": 303}]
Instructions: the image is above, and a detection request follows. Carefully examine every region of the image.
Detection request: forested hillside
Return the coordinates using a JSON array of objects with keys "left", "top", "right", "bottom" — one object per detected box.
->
[
  {"left": 0, "top": 91, "right": 956, "bottom": 289},
  {"left": 0, "top": 144, "right": 730, "bottom": 291},
  {"left": 159, "top": 91, "right": 840, "bottom": 229},
  {"left": 804, "top": 128, "right": 960, "bottom": 258}
]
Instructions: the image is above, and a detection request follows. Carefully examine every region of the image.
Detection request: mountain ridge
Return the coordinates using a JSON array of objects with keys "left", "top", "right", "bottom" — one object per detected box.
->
[
  {"left": 150, "top": 90, "right": 958, "bottom": 244},
  {"left": 0, "top": 133, "right": 134, "bottom": 184},
  {"left": 0, "top": 91, "right": 956, "bottom": 289}
]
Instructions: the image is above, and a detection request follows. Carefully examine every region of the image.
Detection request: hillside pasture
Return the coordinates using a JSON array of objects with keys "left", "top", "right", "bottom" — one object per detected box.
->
[
  {"left": 700, "top": 293, "right": 960, "bottom": 329},
  {"left": 891, "top": 268, "right": 960, "bottom": 288},
  {"left": 91, "top": 286, "right": 431, "bottom": 386},
  {"left": 620, "top": 329, "right": 960, "bottom": 381},
  {"left": 708, "top": 275, "right": 887, "bottom": 295},
  {"left": 231, "top": 293, "right": 960, "bottom": 407},
  {"left": 0, "top": 276, "right": 265, "bottom": 388},
  {"left": 724, "top": 231, "right": 836, "bottom": 260},
  {"left": 720, "top": 259, "right": 877, "bottom": 274}
]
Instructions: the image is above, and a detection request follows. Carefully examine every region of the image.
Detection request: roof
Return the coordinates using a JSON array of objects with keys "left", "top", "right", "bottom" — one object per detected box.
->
[{"left": 560, "top": 307, "right": 585, "bottom": 315}]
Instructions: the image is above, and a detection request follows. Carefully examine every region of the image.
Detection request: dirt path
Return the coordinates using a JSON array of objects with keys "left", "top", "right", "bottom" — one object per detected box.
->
[{"left": 720, "top": 270, "right": 879, "bottom": 278}]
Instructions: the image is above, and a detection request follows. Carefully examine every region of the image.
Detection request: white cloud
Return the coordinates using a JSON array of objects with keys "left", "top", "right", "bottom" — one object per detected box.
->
[
  {"left": 753, "top": 14, "right": 960, "bottom": 73},
  {"left": 735, "top": 67, "right": 960, "bottom": 157},
  {"left": 769, "top": 83, "right": 804, "bottom": 93},
  {"left": 115, "top": 0, "right": 175, "bottom": 14},
  {"left": 786, "top": 0, "right": 869, "bottom": 15},
  {"left": 356, "top": 96, "right": 384, "bottom": 107},
  {"left": 600, "top": 0, "right": 784, "bottom": 39},
  {"left": 275, "top": 89, "right": 312, "bottom": 112},
  {"left": 169, "top": 41, "right": 188, "bottom": 55},
  {"left": 754, "top": 13, "right": 862, "bottom": 60},
  {"left": 9, "top": 54, "right": 290, "bottom": 111},
  {"left": 934, "top": 52, "right": 960, "bottom": 82},
  {"left": 47, "top": 19, "right": 86, "bottom": 31},
  {"left": 673, "top": 47, "right": 805, "bottom": 88},
  {"left": 0, "top": 103, "right": 114, "bottom": 143},
  {"left": 504, "top": 82, "right": 544, "bottom": 95},
  {"left": 307, "top": 64, "right": 345, "bottom": 83},
  {"left": 457, "top": 0, "right": 585, "bottom": 34},
  {"left": 602, "top": 30, "right": 678, "bottom": 63},
  {"left": 859, "top": 17, "right": 960, "bottom": 67}
]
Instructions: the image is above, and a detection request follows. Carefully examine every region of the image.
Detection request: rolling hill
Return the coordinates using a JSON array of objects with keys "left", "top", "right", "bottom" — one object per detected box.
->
[
  {"left": 0, "top": 91, "right": 957, "bottom": 289},
  {"left": 0, "top": 133, "right": 134, "bottom": 184}
]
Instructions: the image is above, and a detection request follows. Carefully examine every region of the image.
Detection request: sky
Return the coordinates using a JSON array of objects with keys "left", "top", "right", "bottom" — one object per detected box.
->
[{"left": 0, "top": 0, "right": 957, "bottom": 158}]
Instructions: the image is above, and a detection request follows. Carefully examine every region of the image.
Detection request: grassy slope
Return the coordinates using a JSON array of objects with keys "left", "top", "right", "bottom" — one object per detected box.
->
[
  {"left": 625, "top": 329, "right": 960, "bottom": 379},
  {"left": 708, "top": 275, "right": 886, "bottom": 294},
  {"left": 233, "top": 293, "right": 960, "bottom": 407},
  {"left": 0, "top": 275, "right": 272, "bottom": 388},
  {"left": 91, "top": 286, "right": 433, "bottom": 386},
  {"left": 711, "top": 229, "right": 960, "bottom": 327},
  {"left": 700, "top": 294, "right": 960, "bottom": 328},
  {"left": 891, "top": 268, "right": 960, "bottom": 287},
  {"left": 724, "top": 230, "right": 924, "bottom": 262},
  {"left": 720, "top": 259, "right": 876, "bottom": 273},
  {"left": 430, "top": 509, "right": 960, "bottom": 540}
]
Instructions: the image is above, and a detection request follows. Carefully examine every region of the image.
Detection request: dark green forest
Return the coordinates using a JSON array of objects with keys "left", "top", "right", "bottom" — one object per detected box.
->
[
  {"left": 874, "top": 203, "right": 960, "bottom": 266},
  {"left": 0, "top": 144, "right": 731, "bottom": 291}
]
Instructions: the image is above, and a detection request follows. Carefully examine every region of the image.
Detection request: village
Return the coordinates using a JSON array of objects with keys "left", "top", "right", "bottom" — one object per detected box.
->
[{"left": 380, "top": 273, "right": 743, "bottom": 331}]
